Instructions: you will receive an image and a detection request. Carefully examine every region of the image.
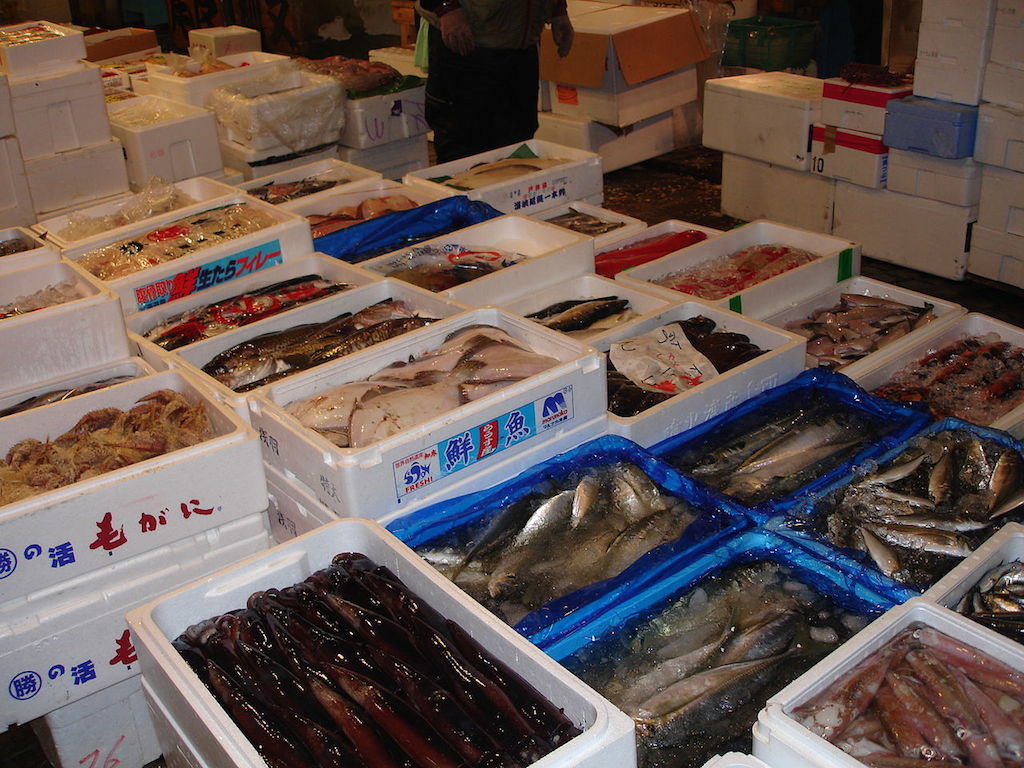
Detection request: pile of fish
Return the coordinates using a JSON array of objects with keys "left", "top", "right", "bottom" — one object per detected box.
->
[
  {"left": 793, "top": 623, "right": 1024, "bottom": 768},
  {"left": 143, "top": 275, "right": 353, "bottom": 350},
  {"left": 873, "top": 334, "right": 1024, "bottom": 426},
  {"left": 569, "top": 561, "right": 869, "bottom": 768},
  {"left": 0, "top": 236, "right": 31, "bottom": 258},
  {"left": 525, "top": 296, "right": 635, "bottom": 337},
  {"left": 653, "top": 244, "right": 821, "bottom": 301},
  {"left": 0, "top": 389, "right": 212, "bottom": 506},
  {"left": 379, "top": 245, "right": 521, "bottom": 293},
  {"left": 607, "top": 316, "right": 768, "bottom": 418},
  {"left": 296, "top": 56, "right": 402, "bottom": 92},
  {"left": 201, "top": 299, "right": 436, "bottom": 392},
  {"left": 77, "top": 203, "right": 278, "bottom": 280},
  {"left": 308, "top": 194, "right": 419, "bottom": 239},
  {"left": 438, "top": 157, "right": 567, "bottom": 191},
  {"left": 0, "top": 374, "right": 135, "bottom": 418},
  {"left": 545, "top": 209, "right": 626, "bottom": 237},
  {"left": 0, "top": 280, "right": 83, "bottom": 320},
  {"left": 248, "top": 176, "right": 341, "bottom": 205},
  {"left": 957, "top": 559, "right": 1024, "bottom": 642},
  {"left": 417, "top": 462, "right": 696, "bottom": 626},
  {"left": 814, "top": 429, "right": 1024, "bottom": 586},
  {"left": 285, "top": 325, "right": 557, "bottom": 450},
  {"left": 174, "top": 552, "right": 579, "bottom": 768},
  {"left": 669, "top": 392, "right": 889, "bottom": 505},
  {"left": 785, "top": 293, "right": 936, "bottom": 370},
  {"left": 595, "top": 230, "right": 709, "bottom": 279}
]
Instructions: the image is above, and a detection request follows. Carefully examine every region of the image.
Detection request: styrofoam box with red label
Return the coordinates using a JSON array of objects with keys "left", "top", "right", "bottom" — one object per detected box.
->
[
  {"left": 25, "top": 137, "right": 130, "bottom": 217},
  {"left": 753, "top": 599, "right": 1021, "bottom": 768},
  {"left": 974, "top": 102, "right": 1024, "bottom": 172},
  {"left": 983, "top": 60, "right": 1024, "bottom": 111},
  {"left": 968, "top": 223, "right": 1024, "bottom": 287},
  {"left": 590, "top": 301, "right": 805, "bottom": 447},
  {"left": 978, "top": 163, "right": 1024, "bottom": 235},
  {"left": 0, "top": 260, "right": 129, "bottom": 391},
  {"left": 832, "top": 181, "right": 976, "bottom": 280},
  {"left": 701, "top": 755, "right": 773, "bottom": 768},
  {"left": 337, "top": 133, "right": 429, "bottom": 181},
  {"left": 703, "top": 72, "right": 823, "bottom": 172},
  {"left": 535, "top": 109, "right": 675, "bottom": 173},
  {"left": 404, "top": 139, "right": 603, "bottom": 215},
  {"left": 220, "top": 138, "right": 340, "bottom": 181},
  {"left": 0, "top": 21, "right": 86, "bottom": 79},
  {"left": 238, "top": 157, "right": 384, "bottom": 208},
  {"left": 0, "top": 512, "right": 270, "bottom": 728},
  {"left": 810, "top": 123, "right": 888, "bottom": 189},
  {"left": 0, "top": 135, "right": 32, "bottom": 227},
  {"left": 359, "top": 214, "right": 595, "bottom": 306},
  {"left": 63, "top": 193, "right": 313, "bottom": 315},
  {"left": 0, "top": 355, "right": 155, "bottom": 414},
  {"left": 820, "top": 77, "right": 913, "bottom": 135},
  {"left": 720, "top": 154, "right": 836, "bottom": 235},
  {"left": 529, "top": 200, "right": 647, "bottom": 250},
  {"left": 10, "top": 62, "right": 111, "bottom": 161},
  {"left": 616, "top": 220, "right": 861, "bottom": 319},
  {"left": 886, "top": 147, "right": 981, "bottom": 205},
  {"left": 0, "top": 72, "right": 12, "bottom": 138},
  {"left": 991, "top": 20, "right": 1024, "bottom": 68},
  {"left": 0, "top": 225, "right": 56, "bottom": 273},
  {"left": 844, "top": 312, "right": 1024, "bottom": 437},
  {"left": 340, "top": 81, "right": 428, "bottom": 149},
  {"left": 247, "top": 308, "right": 606, "bottom": 517},
  {"left": 108, "top": 95, "right": 222, "bottom": 190},
  {"left": 144, "top": 51, "right": 297, "bottom": 108},
  {"left": 127, "top": 518, "right": 637, "bottom": 768}
]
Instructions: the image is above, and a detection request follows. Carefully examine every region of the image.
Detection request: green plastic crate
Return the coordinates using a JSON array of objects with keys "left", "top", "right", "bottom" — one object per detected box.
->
[{"left": 723, "top": 16, "right": 817, "bottom": 70}]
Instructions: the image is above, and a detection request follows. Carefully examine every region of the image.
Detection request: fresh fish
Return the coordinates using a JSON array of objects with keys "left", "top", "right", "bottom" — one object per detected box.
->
[
  {"left": 441, "top": 156, "right": 568, "bottom": 190},
  {"left": 545, "top": 210, "right": 625, "bottom": 236},
  {"left": 248, "top": 176, "right": 340, "bottom": 205},
  {"left": 0, "top": 375, "right": 134, "bottom": 418},
  {"left": 526, "top": 297, "right": 632, "bottom": 334}
]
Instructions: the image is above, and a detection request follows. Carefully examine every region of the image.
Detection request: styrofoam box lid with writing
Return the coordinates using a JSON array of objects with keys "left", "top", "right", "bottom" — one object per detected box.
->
[
  {"left": 126, "top": 518, "right": 637, "bottom": 768},
  {"left": 923, "top": 521, "right": 1024, "bottom": 609},
  {"left": 921, "top": 0, "right": 998, "bottom": 28},
  {"left": 0, "top": 225, "right": 56, "bottom": 273},
  {"left": 997, "top": 0, "right": 1024, "bottom": 26},
  {"left": 0, "top": 21, "right": 86, "bottom": 78},
  {"left": 274, "top": 178, "right": 451, "bottom": 218},
  {"left": 530, "top": 200, "right": 647, "bottom": 251},
  {"left": 238, "top": 157, "right": 383, "bottom": 207},
  {"left": 144, "top": 51, "right": 297, "bottom": 107},
  {"left": 0, "top": 355, "right": 155, "bottom": 414},
  {"left": 0, "top": 369, "right": 268, "bottom": 605}
]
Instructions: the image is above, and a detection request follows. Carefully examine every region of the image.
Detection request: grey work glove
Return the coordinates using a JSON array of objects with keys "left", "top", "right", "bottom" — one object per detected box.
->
[
  {"left": 551, "top": 14, "right": 574, "bottom": 57},
  {"left": 440, "top": 8, "right": 475, "bottom": 55}
]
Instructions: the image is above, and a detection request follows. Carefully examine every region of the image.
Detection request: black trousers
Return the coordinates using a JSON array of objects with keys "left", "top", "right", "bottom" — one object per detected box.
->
[{"left": 425, "top": 24, "right": 540, "bottom": 164}]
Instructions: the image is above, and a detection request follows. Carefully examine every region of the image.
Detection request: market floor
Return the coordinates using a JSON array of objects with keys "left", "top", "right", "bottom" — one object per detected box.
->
[{"left": 3, "top": 145, "right": 1023, "bottom": 768}]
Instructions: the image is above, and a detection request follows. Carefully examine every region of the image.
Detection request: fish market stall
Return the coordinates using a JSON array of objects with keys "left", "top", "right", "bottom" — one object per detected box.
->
[
  {"left": 238, "top": 157, "right": 383, "bottom": 209},
  {"left": 595, "top": 220, "right": 722, "bottom": 279},
  {"left": 532, "top": 200, "right": 648, "bottom": 251}
]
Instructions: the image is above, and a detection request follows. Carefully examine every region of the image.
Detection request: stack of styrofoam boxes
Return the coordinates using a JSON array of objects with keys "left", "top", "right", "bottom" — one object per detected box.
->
[
  {"left": 0, "top": 68, "right": 35, "bottom": 226},
  {"left": 969, "top": 0, "right": 1024, "bottom": 288},
  {"left": 1, "top": 21, "right": 130, "bottom": 220},
  {"left": 534, "top": 3, "right": 709, "bottom": 172}
]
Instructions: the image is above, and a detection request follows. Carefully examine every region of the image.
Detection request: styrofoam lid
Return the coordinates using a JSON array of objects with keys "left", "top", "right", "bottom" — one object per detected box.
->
[
  {"left": 705, "top": 72, "right": 823, "bottom": 102},
  {"left": 887, "top": 95, "right": 980, "bottom": 121}
]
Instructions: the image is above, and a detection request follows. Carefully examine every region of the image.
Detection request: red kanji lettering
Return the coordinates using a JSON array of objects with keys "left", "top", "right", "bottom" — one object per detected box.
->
[
  {"left": 168, "top": 268, "right": 199, "bottom": 301},
  {"left": 108, "top": 629, "right": 137, "bottom": 666},
  {"left": 88, "top": 512, "right": 128, "bottom": 552},
  {"left": 180, "top": 499, "right": 214, "bottom": 519}
]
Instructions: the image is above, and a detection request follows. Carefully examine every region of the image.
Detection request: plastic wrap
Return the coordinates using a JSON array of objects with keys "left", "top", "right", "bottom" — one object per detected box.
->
[
  {"left": 376, "top": 243, "right": 523, "bottom": 291},
  {"left": 57, "top": 177, "right": 198, "bottom": 242},
  {"left": 107, "top": 99, "right": 187, "bottom": 128},
  {"left": 0, "top": 280, "right": 83, "bottom": 320}
]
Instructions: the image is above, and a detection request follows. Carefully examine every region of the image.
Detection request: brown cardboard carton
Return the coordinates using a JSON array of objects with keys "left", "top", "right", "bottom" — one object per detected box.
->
[{"left": 84, "top": 27, "right": 159, "bottom": 63}]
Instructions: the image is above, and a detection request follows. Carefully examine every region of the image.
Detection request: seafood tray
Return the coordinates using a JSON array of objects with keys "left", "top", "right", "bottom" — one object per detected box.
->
[
  {"left": 340, "top": 79, "right": 428, "bottom": 149},
  {"left": 238, "top": 158, "right": 383, "bottom": 210},
  {"left": 753, "top": 598, "right": 1024, "bottom": 768},
  {"left": 151, "top": 278, "right": 466, "bottom": 420},
  {"left": 616, "top": 220, "right": 861, "bottom": 319},
  {"left": 0, "top": 21, "right": 85, "bottom": 78},
  {"left": 62, "top": 193, "right": 314, "bottom": 315},
  {"left": 0, "top": 260, "right": 130, "bottom": 392},
  {"left": 143, "top": 51, "right": 298, "bottom": 107},
  {"left": 593, "top": 301, "right": 806, "bottom": 448},
  {"left": 758, "top": 276, "right": 966, "bottom": 373},
  {"left": 542, "top": 530, "right": 903, "bottom": 768},
  {"left": 358, "top": 213, "right": 595, "bottom": 305},
  {"left": 250, "top": 307, "right": 606, "bottom": 518},
  {"left": 403, "top": 138, "right": 604, "bottom": 215},
  {"left": 531, "top": 200, "right": 648, "bottom": 251},
  {"left": 0, "top": 369, "right": 267, "bottom": 604},
  {"left": 844, "top": 312, "right": 1024, "bottom": 438},
  {"left": 652, "top": 368, "right": 932, "bottom": 517},
  {"left": 0, "top": 226, "right": 57, "bottom": 273},
  {"left": 126, "top": 518, "right": 638, "bottom": 768},
  {"left": 595, "top": 219, "right": 724, "bottom": 279},
  {"left": 701, "top": 755, "right": 772, "bottom": 768},
  {"left": 0, "top": 512, "right": 270, "bottom": 728}
]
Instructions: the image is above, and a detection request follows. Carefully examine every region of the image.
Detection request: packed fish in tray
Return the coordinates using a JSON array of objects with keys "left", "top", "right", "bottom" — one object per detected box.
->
[
  {"left": 525, "top": 295, "right": 636, "bottom": 338},
  {"left": 248, "top": 176, "right": 342, "bottom": 205},
  {"left": 652, "top": 244, "right": 821, "bottom": 301},
  {"left": 0, "top": 374, "right": 135, "bottom": 418},
  {"left": 308, "top": 194, "right": 419, "bottom": 239},
  {"left": 377, "top": 244, "right": 522, "bottom": 292},
  {"left": 545, "top": 209, "right": 625, "bottom": 237},
  {"left": 793, "top": 623, "right": 1024, "bottom": 768},
  {"left": 0, "top": 280, "right": 83, "bottom": 320},
  {"left": 957, "top": 559, "right": 1024, "bottom": 643},
  {"left": 0, "top": 235, "right": 32, "bottom": 258},
  {"left": 596, "top": 229, "right": 709, "bottom": 279},
  {"left": 173, "top": 552, "right": 580, "bottom": 768}
]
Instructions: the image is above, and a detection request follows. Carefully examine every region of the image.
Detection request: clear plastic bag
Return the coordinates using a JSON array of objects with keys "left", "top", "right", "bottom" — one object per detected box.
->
[{"left": 57, "top": 177, "right": 197, "bottom": 243}]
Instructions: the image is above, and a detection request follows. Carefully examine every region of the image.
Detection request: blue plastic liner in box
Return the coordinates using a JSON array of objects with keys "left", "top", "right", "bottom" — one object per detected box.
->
[
  {"left": 650, "top": 369, "right": 933, "bottom": 521},
  {"left": 883, "top": 96, "right": 979, "bottom": 159},
  {"left": 386, "top": 434, "right": 751, "bottom": 643},
  {"left": 775, "top": 416, "right": 1024, "bottom": 592},
  {"left": 314, "top": 195, "right": 503, "bottom": 263}
]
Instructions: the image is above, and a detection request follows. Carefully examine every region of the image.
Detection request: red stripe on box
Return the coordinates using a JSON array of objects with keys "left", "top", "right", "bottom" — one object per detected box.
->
[
  {"left": 813, "top": 125, "right": 888, "bottom": 154},
  {"left": 823, "top": 81, "right": 914, "bottom": 108}
]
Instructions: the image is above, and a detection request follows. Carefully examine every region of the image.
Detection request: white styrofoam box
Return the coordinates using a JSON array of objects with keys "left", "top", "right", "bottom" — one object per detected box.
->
[
  {"left": 31, "top": 675, "right": 160, "bottom": 768},
  {"left": 0, "top": 21, "right": 85, "bottom": 79},
  {"left": 0, "top": 512, "right": 270, "bottom": 728},
  {"left": 975, "top": 102, "right": 1024, "bottom": 172},
  {"left": 832, "top": 181, "right": 976, "bottom": 280},
  {"left": 1003, "top": 252, "right": 1024, "bottom": 288},
  {"left": 24, "top": 138, "right": 129, "bottom": 217},
  {"left": 967, "top": 225, "right": 1008, "bottom": 280},
  {"left": 820, "top": 77, "right": 913, "bottom": 135},
  {"left": 219, "top": 137, "right": 340, "bottom": 181},
  {"left": 336, "top": 132, "right": 429, "bottom": 180},
  {"left": 535, "top": 109, "right": 675, "bottom": 173},
  {"left": 531, "top": 199, "right": 647, "bottom": 251},
  {"left": 701, "top": 755, "right": 771, "bottom": 768},
  {"left": 404, "top": 138, "right": 603, "bottom": 214},
  {"left": 920, "top": 0, "right": 997, "bottom": 28},
  {"left": 983, "top": 60, "right": 1024, "bottom": 110},
  {"left": 144, "top": 51, "right": 295, "bottom": 108},
  {"left": 0, "top": 355, "right": 154, "bottom": 414},
  {"left": 991, "top": 21, "right": 1024, "bottom": 68},
  {"left": 368, "top": 46, "right": 428, "bottom": 78},
  {"left": 9, "top": 62, "right": 111, "bottom": 161},
  {"left": 143, "top": 677, "right": 205, "bottom": 768},
  {"left": 237, "top": 156, "right": 383, "bottom": 208},
  {"left": 548, "top": 67, "right": 697, "bottom": 129},
  {"left": 108, "top": 95, "right": 222, "bottom": 189},
  {"left": 0, "top": 135, "right": 33, "bottom": 227},
  {"left": 340, "top": 81, "right": 428, "bottom": 149},
  {"left": 33, "top": 176, "right": 239, "bottom": 251},
  {"left": 0, "top": 260, "right": 129, "bottom": 391},
  {"left": 279, "top": 178, "right": 452, "bottom": 230},
  {"left": 913, "top": 18, "right": 993, "bottom": 106},
  {"left": 810, "top": 123, "right": 888, "bottom": 189},
  {"left": 924, "top": 522, "right": 1024, "bottom": 612},
  {"left": 127, "top": 519, "right": 636, "bottom": 768},
  {"left": 978, "top": 163, "right": 1024, "bottom": 235},
  {"left": 844, "top": 312, "right": 1024, "bottom": 437},
  {"left": 997, "top": 0, "right": 1024, "bottom": 26},
  {"left": 63, "top": 193, "right": 313, "bottom": 315},
  {"left": 359, "top": 214, "right": 595, "bottom": 306},
  {"left": 263, "top": 461, "right": 337, "bottom": 543},
  {"left": 0, "top": 71, "right": 12, "bottom": 138},
  {"left": 592, "top": 301, "right": 805, "bottom": 447},
  {"left": 969, "top": 223, "right": 1024, "bottom": 288},
  {"left": 759, "top": 275, "right": 967, "bottom": 371},
  {"left": 187, "top": 26, "right": 261, "bottom": 59},
  {"left": 720, "top": 154, "right": 835, "bottom": 235},
  {"left": 248, "top": 308, "right": 605, "bottom": 517},
  {"left": 617, "top": 219, "right": 861, "bottom": 318},
  {"left": 147, "top": 279, "right": 467, "bottom": 420},
  {"left": 0, "top": 225, "right": 56, "bottom": 273},
  {"left": 913, "top": 58, "right": 986, "bottom": 108},
  {"left": 212, "top": 166, "right": 245, "bottom": 186},
  {"left": 886, "top": 147, "right": 981, "bottom": 205},
  {"left": 703, "top": 73, "right": 822, "bottom": 171}
]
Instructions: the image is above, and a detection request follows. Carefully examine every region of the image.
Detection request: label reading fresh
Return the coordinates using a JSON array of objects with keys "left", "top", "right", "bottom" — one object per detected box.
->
[{"left": 392, "top": 386, "right": 575, "bottom": 498}]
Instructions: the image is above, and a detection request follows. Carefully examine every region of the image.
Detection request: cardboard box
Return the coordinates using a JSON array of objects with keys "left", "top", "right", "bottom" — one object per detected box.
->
[
  {"left": 0, "top": 137, "right": 35, "bottom": 227},
  {"left": 84, "top": 27, "right": 159, "bottom": 64},
  {"left": 187, "top": 26, "right": 260, "bottom": 59},
  {"left": 984, "top": 60, "right": 1024, "bottom": 111},
  {"left": 539, "top": 5, "right": 707, "bottom": 127},
  {"left": 886, "top": 147, "right": 981, "bottom": 205},
  {"left": 810, "top": 123, "right": 888, "bottom": 189},
  {"left": 23, "top": 137, "right": 129, "bottom": 216},
  {"left": 820, "top": 77, "right": 913, "bottom": 135},
  {"left": 978, "top": 163, "right": 1024, "bottom": 235},
  {"left": 973, "top": 102, "right": 1024, "bottom": 171},
  {"left": 535, "top": 109, "right": 676, "bottom": 173},
  {"left": 721, "top": 153, "right": 836, "bottom": 234}
]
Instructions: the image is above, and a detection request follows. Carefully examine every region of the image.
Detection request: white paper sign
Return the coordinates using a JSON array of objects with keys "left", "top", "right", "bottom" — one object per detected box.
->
[{"left": 609, "top": 322, "right": 719, "bottom": 394}]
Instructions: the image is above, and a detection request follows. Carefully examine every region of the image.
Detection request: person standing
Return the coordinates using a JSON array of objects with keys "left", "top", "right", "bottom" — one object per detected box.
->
[{"left": 416, "top": 0, "right": 575, "bottom": 163}]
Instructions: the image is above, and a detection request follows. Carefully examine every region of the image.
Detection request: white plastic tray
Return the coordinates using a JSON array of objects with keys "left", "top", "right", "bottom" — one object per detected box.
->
[
  {"left": 237, "top": 157, "right": 383, "bottom": 207},
  {"left": 0, "top": 226, "right": 57, "bottom": 273},
  {"left": 0, "top": 355, "right": 155, "bottom": 415},
  {"left": 532, "top": 200, "right": 648, "bottom": 251}
]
